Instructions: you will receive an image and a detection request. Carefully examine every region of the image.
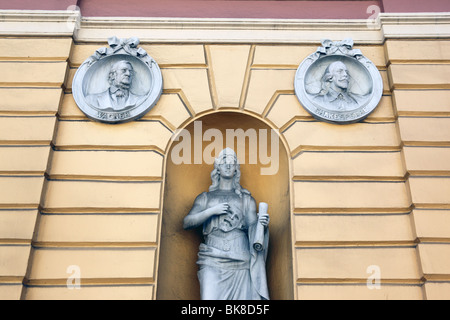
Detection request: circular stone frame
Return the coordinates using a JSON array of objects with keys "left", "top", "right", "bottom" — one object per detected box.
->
[
  {"left": 73, "top": 43, "right": 163, "bottom": 124},
  {"left": 294, "top": 42, "right": 383, "bottom": 125}
]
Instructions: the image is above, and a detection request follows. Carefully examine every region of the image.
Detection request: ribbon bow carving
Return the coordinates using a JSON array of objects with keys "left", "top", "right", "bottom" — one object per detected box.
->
[
  {"left": 85, "top": 36, "right": 153, "bottom": 67},
  {"left": 107, "top": 37, "right": 147, "bottom": 57},
  {"left": 316, "top": 38, "right": 362, "bottom": 58}
]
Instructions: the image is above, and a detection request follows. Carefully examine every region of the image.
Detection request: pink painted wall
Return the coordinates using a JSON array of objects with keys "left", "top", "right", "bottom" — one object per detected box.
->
[
  {"left": 0, "top": 0, "right": 449, "bottom": 19},
  {"left": 76, "top": 0, "right": 382, "bottom": 19},
  {"left": 382, "top": 0, "right": 450, "bottom": 13}
]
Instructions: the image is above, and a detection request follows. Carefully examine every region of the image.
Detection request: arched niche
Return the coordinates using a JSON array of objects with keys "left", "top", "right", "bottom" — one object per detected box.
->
[{"left": 156, "top": 111, "right": 293, "bottom": 300}]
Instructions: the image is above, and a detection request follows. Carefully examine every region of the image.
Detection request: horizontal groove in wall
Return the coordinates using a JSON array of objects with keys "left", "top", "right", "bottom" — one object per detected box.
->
[
  {"left": 388, "top": 60, "right": 450, "bottom": 65},
  {"left": 0, "top": 208, "right": 40, "bottom": 213},
  {"left": 0, "top": 115, "right": 57, "bottom": 119},
  {"left": 284, "top": 119, "right": 398, "bottom": 128},
  {"left": 417, "top": 238, "right": 450, "bottom": 244},
  {"left": 294, "top": 211, "right": 412, "bottom": 216},
  {"left": 292, "top": 175, "right": 407, "bottom": 182},
  {"left": 24, "top": 278, "right": 155, "bottom": 287},
  {"left": 0, "top": 111, "right": 57, "bottom": 116},
  {"left": 32, "top": 241, "right": 158, "bottom": 249},
  {"left": 290, "top": 146, "right": 402, "bottom": 158},
  {"left": 40, "top": 208, "right": 160, "bottom": 214},
  {"left": 294, "top": 241, "right": 417, "bottom": 248},
  {"left": 57, "top": 112, "right": 177, "bottom": 122},
  {"left": 423, "top": 274, "right": 450, "bottom": 281},
  {"left": 0, "top": 57, "right": 69, "bottom": 62},
  {"left": 291, "top": 147, "right": 404, "bottom": 156},
  {"left": 0, "top": 276, "right": 24, "bottom": 284},
  {"left": 251, "top": 64, "right": 299, "bottom": 70},
  {"left": 279, "top": 117, "right": 397, "bottom": 132},
  {"left": 414, "top": 204, "right": 450, "bottom": 210},
  {"left": 52, "top": 145, "right": 166, "bottom": 154},
  {"left": 403, "top": 142, "right": 450, "bottom": 147},
  {"left": 0, "top": 171, "right": 45, "bottom": 177},
  {"left": 0, "top": 141, "right": 51, "bottom": 146},
  {"left": 47, "top": 175, "right": 163, "bottom": 182},
  {"left": 56, "top": 116, "right": 174, "bottom": 124},
  {"left": 398, "top": 112, "right": 450, "bottom": 117},
  {"left": 50, "top": 144, "right": 165, "bottom": 153},
  {"left": 0, "top": 83, "right": 64, "bottom": 88},
  {"left": 45, "top": 176, "right": 162, "bottom": 184},
  {"left": 55, "top": 116, "right": 174, "bottom": 123},
  {"left": 391, "top": 84, "right": 450, "bottom": 90},
  {"left": 0, "top": 239, "right": 31, "bottom": 245},
  {"left": 293, "top": 206, "right": 414, "bottom": 215},
  {"left": 0, "top": 204, "right": 39, "bottom": 210},
  {"left": 282, "top": 115, "right": 398, "bottom": 127},
  {"left": 409, "top": 171, "right": 450, "bottom": 177},
  {"left": 296, "top": 278, "right": 424, "bottom": 285},
  {"left": 252, "top": 65, "right": 388, "bottom": 72},
  {"left": 359, "top": 117, "right": 397, "bottom": 123},
  {"left": 398, "top": 115, "right": 450, "bottom": 119},
  {"left": 56, "top": 116, "right": 177, "bottom": 133},
  {"left": 140, "top": 63, "right": 207, "bottom": 69},
  {"left": 68, "top": 60, "right": 208, "bottom": 68},
  {"left": 39, "top": 210, "right": 159, "bottom": 215}
]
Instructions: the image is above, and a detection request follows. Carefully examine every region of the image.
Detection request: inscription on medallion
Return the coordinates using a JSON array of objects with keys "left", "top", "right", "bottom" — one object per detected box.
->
[{"left": 97, "top": 111, "right": 131, "bottom": 121}]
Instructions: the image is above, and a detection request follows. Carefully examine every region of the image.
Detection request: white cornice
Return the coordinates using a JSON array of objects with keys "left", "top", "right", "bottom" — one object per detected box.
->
[
  {"left": 80, "top": 16, "right": 374, "bottom": 30},
  {"left": 0, "top": 9, "right": 80, "bottom": 36},
  {"left": 76, "top": 13, "right": 450, "bottom": 44},
  {"left": 0, "top": 10, "right": 449, "bottom": 43},
  {"left": 379, "top": 12, "right": 450, "bottom": 24},
  {"left": 77, "top": 16, "right": 382, "bottom": 44},
  {"left": 380, "top": 12, "right": 450, "bottom": 39}
]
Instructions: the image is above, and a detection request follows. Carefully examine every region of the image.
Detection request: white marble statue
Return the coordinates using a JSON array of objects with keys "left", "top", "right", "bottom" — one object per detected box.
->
[{"left": 183, "top": 148, "right": 270, "bottom": 300}]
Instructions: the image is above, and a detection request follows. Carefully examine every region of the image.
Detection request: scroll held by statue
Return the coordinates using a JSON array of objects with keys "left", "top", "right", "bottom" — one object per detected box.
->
[{"left": 253, "top": 202, "right": 268, "bottom": 252}]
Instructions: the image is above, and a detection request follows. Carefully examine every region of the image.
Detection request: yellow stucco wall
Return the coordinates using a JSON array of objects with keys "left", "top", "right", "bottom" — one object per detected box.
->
[{"left": 0, "top": 15, "right": 450, "bottom": 300}]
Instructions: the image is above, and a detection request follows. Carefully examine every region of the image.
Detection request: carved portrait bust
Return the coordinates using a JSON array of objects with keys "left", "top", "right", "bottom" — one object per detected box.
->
[
  {"left": 73, "top": 37, "right": 163, "bottom": 124},
  {"left": 86, "top": 60, "right": 145, "bottom": 112},
  {"left": 312, "top": 61, "right": 370, "bottom": 112},
  {"left": 295, "top": 39, "right": 383, "bottom": 124}
]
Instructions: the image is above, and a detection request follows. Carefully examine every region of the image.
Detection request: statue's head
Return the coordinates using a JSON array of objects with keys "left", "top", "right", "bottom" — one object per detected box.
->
[
  {"left": 320, "top": 61, "right": 350, "bottom": 94},
  {"left": 215, "top": 148, "right": 238, "bottom": 179},
  {"left": 108, "top": 60, "right": 134, "bottom": 89},
  {"left": 209, "top": 148, "right": 250, "bottom": 197}
]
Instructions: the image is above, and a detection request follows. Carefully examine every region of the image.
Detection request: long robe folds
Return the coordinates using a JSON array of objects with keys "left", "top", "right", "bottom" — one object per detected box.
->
[{"left": 195, "top": 192, "right": 269, "bottom": 300}]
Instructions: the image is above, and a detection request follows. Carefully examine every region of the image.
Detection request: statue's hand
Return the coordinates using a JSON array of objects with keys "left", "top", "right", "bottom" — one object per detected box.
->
[
  {"left": 258, "top": 212, "right": 270, "bottom": 227},
  {"left": 209, "top": 203, "right": 231, "bottom": 216}
]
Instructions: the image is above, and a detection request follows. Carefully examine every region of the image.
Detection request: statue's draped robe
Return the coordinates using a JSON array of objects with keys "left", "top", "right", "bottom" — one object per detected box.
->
[{"left": 195, "top": 192, "right": 269, "bottom": 300}]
